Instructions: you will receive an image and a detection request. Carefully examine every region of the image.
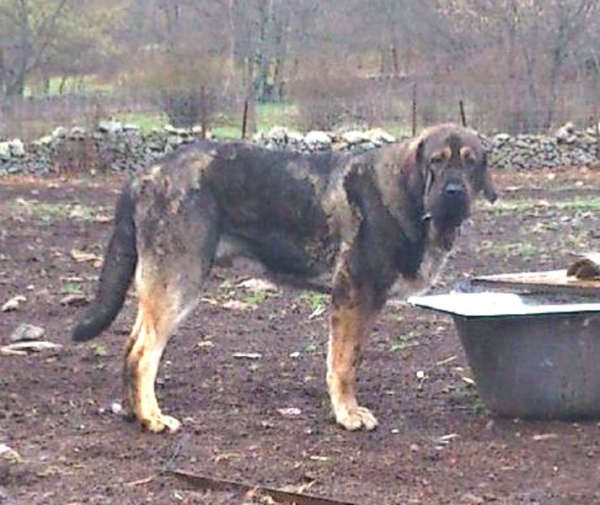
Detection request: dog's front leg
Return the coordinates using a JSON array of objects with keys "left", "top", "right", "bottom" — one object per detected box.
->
[{"left": 327, "top": 265, "right": 380, "bottom": 431}]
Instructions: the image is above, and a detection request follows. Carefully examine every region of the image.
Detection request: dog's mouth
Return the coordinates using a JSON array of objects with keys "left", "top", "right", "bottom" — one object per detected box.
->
[
  {"left": 423, "top": 190, "right": 471, "bottom": 251},
  {"left": 426, "top": 190, "right": 470, "bottom": 228}
]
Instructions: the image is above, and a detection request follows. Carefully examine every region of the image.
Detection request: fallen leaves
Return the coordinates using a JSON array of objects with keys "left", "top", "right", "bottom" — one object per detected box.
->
[
  {"left": 70, "top": 249, "right": 102, "bottom": 267},
  {"left": 0, "top": 340, "right": 62, "bottom": 356},
  {"left": 59, "top": 293, "right": 88, "bottom": 307},
  {"left": 232, "top": 352, "right": 262, "bottom": 360},
  {"left": 0, "top": 443, "right": 21, "bottom": 463},
  {"left": 2, "top": 295, "right": 26, "bottom": 312}
]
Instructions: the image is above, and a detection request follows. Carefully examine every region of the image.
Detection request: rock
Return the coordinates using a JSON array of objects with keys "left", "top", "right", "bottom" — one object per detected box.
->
[
  {"left": 164, "top": 124, "right": 190, "bottom": 136},
  {"left": 0, "top": 119, "right": 599, "bottom": 176},
  {"left": 32, "top": 134, "right": 54, "bottom": 146},
  {"left": 2, "top": 295, "right": 26, "bottom": 312},
  {"left": 555, "top": 121, "right": 575, "bottom": 142},
  {"left": 0, "top": 141, "right": 10, "bottom": 161},
  {"left": 166, "top": 135, "right": 184, "bottom": 147},
  {"left": 97, "top": 120, "right": 123, "bottom": 134},
  {"left": 69, "top": 126, "right": 87, "bottom": 139},
  {"left": 8, "top": 138, "right": 24, "bottom": 157},
  {"left": 340, "top": 130, "right": 369, "bottom": 145},
  {"left": 266, "top": 126, "right": 289, "bottom": 144},
  {"left": 366, "top": 127, "right": 396, "bottom": 144},
  {"left": 9, "top": 323, "right": 45, "bottom": 342},
  {"left": 236, "top": 278, "right": 279, "bottom": 293},
  {"left": 52, "top": 126, "right": 67, "bottom": 139},
  {"left": 304, "top": 130, "right": 332, "bottom": 150}
]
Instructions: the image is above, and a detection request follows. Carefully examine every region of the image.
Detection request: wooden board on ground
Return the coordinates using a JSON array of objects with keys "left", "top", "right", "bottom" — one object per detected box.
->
[{"left": 472, "top": 269, "right": 600, "bottom": 296}]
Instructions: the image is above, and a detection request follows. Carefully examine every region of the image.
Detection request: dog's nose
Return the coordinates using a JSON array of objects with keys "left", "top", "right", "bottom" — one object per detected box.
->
[{"left": 445, "top": 182, "right": 464, "bottom": 196}]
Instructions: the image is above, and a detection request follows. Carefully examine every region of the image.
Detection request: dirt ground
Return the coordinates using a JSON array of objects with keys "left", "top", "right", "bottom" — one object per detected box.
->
[{"left": 1, "top": 166, "right": 600, "bottom": 505}]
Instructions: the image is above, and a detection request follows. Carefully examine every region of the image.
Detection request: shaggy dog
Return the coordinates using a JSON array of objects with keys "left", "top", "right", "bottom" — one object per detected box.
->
[{"left": 73, "top": 123, "right": 497, "bottom": 433}]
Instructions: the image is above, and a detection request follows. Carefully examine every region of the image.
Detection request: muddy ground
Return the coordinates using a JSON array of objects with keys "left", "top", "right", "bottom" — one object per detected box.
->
[{"left": 1, "top": 166, "right": 600, "bottom": 505}]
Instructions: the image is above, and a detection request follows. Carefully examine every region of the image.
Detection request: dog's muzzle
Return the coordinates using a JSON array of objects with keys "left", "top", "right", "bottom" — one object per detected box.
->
[{"left": 444, "top": 182, "right": 465, "bottom": 197}]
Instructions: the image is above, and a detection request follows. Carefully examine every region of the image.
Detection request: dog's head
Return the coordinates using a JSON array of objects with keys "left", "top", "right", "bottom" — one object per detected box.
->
[{"left": 414, "top": 123, "right": 497, "bottom": 249}]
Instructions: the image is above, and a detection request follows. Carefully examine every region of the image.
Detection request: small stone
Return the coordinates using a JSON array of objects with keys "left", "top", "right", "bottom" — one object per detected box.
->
[
  {"left": 277, "top": 407, "right": 302, "bottom": 417},
  {"left": 2, "top": 295, "right": 27, "bottom": 312},
  {"left": 0, "top": 141, "right": 11, "bottom": 161},
  {"left": 10, "top": 323, "right": 45, "bottom": 342}
]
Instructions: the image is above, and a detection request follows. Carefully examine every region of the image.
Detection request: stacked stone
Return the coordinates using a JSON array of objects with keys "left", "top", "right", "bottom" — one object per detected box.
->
[{"left": 1, "top": 121, "right": 598, "bottom": 176}]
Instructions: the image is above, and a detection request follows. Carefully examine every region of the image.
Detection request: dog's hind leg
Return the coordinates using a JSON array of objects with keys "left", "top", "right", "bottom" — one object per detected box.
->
[{"left": 123, "top": 188, "right": 219, "bottom": 433}]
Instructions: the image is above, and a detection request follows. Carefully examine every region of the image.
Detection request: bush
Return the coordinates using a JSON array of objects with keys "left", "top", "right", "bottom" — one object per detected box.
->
[
  {"left": 290, "top": 61, "right": 373, "bottom": 131},
  {"left": 142, "top": 51, "right": 227, "bottom": 130}
]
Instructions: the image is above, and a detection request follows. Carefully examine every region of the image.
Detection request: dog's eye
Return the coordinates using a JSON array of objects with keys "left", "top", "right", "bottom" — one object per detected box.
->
[
  {"left": 429, "top": 153, "right": 444, "bottom": 167},
  {"left": 460, "top": 147, "right": 477, "bottom": 167}
]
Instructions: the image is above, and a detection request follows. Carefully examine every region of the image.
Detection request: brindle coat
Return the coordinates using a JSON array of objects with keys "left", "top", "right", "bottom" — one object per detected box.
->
[{"left": 72, "top": 123, "right": 497, "bottom": 433}]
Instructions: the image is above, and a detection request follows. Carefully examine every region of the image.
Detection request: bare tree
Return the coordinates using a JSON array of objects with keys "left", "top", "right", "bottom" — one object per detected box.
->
[{"left": 0, "top": 0, "right": 70, "bottom": 96}]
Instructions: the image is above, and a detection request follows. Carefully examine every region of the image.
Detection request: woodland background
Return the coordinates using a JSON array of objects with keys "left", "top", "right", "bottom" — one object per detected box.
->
[{"left": 1, "top": 0, "right": 600, "bottom": 138}]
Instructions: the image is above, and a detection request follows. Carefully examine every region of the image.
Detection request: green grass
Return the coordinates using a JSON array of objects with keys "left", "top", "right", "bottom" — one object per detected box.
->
[
  {"left": 61, "top": 282, "right": 84, "bottom": 295},
  {"left": 557, "top": 197, "right": 600, "bottom": 212},
  {"left": 111, "top": 103, "right": 300, "bottom": 137},
  {"left": 24, "top": 75, "right": 112, "bottom": 97},
  {"left": 480, "top": 196, "right": 600, "bottom": 215},
  {"left": 390, "top": 330, "right": 419, "bottom": 352},
  {"left": 115, "top": 112, "right": 168, "bottom": 130},
  {"left": 241, "top": 290, "right": 280, "bottom": 308},
  {"left": 256, "top": 102, "right": 299, "bottom": 128},
  {"left": 297, "top": 292, "right": 330, "bottom": 313},
  {"left": 10, "top": 200, "right": 101, "bottom": 223}
]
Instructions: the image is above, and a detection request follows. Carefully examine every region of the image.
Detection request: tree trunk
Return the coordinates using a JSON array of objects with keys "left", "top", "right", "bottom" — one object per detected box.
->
[{"left": 255, "top": 0, "right": 274, "bottom": 102}]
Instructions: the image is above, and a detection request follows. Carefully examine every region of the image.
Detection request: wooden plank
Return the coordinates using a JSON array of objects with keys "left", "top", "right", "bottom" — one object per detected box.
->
[
  {"left": 167, "top": 469, "right": 357, "bottom": 505},
  {"left": 472, "top": 270, "right": 600, "bottom": 296}
]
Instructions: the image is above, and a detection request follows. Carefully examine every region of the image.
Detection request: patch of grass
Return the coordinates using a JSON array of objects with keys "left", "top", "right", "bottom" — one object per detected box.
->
[
  {"left": 297, "top": 292, "right": 330, "bottom": 313},
  {"left": 212, "top": 123, "right": 245, "bottom": 139},
  {"left": 390, "top": 330, "right": 419, "bottom": 352},
  {"left": 257, "top": 102, "right": 299, "bottom": 129},
  {"left": 4, "top": 198, "right": 102, "bottom": 224},
  {"left": 61, "top": 282, "right": 84, "bottom": 295},
  {"left": 471, "top": 397, "right": 489, "bottom": 415},
  {"left": 115, "top": 111, "right": 167, "bottom": 131},
  {"left": 477, "top": 241, "right": 543, "bottom": 259},
  {"left": 241, "top": 290, "right": 279, "bottom": 307},
  {"left": 557, "top": 197, "right": 600, "bottom": 212},
  {"left": 113, "top": 102, "right": 300, "bottom": 137},
  {"left": 24, "top": 201, "right": 98, "bottom": 223},
  {"left": 90, "top": 342, "right": 110, "bottom": 358},
  {"left": 303, "top": 341, "right": 318, "bottom": 354},
  {"left": 480, "top": 196, "right": 600, "bottom": 215}
]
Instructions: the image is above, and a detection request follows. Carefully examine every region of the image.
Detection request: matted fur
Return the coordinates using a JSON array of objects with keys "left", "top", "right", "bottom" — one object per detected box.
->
[{"left": 72, "top": 123, "right": 497, "bottom": 433}]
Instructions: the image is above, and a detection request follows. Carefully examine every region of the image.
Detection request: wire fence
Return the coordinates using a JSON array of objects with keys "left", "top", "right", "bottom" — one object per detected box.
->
[{"left": 0, "top": 77, "right": 598, "bottom": 141}]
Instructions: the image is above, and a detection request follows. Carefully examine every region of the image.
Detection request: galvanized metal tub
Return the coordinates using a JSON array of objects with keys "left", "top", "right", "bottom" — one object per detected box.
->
[{"left": 408, "top": 292, "right": 600, "bottom": 420}]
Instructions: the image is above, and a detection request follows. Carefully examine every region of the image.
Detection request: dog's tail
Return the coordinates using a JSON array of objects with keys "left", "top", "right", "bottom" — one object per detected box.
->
[{"left": 72, "top": 188, "right": 138, "bottom": 342}]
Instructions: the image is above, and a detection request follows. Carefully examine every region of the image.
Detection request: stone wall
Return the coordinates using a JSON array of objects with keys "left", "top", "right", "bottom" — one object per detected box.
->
[
  {"left": 485, "top": 123, "right": 600, "bottom": 170},
  {"left": 1, "top": 121, "right": 598, "bottom": 176}
]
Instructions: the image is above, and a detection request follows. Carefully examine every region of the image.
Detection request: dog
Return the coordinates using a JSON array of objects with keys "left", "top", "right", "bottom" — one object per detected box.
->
[{"left": 72, "top": 123, "right": 497, "bottom": 433}]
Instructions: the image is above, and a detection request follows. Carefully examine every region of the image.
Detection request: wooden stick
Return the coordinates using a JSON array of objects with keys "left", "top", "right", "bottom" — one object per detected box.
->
[{"left": 167, "top": 469, "right": 356, "bottom": 505}]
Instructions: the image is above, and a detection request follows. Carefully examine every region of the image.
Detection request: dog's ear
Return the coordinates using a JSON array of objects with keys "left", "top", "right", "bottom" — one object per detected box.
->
[
  {"left": 477, "top": 152, "right": 498, "bottom": 203},
  {"left": 415, "top": 139, "right": 426, "bottom": 170}
]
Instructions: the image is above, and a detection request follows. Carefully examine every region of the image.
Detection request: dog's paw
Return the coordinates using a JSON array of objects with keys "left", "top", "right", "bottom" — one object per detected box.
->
[
  {"left": 335, "top": 406, "right": 378, "bottom": 431},
  {"left": 142, "top": 413, "right": 182, "bottom": 433}
]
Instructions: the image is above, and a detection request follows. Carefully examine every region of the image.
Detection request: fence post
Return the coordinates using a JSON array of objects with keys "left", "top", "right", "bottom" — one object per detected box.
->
[
  {"left": 459, "top": 99, "right": 467, "bottom": 127},
  {"left": 593, "top": 89, "right": 600, "bottom": 161},
  {"left": 411, "top": 82, "right": 417, "bottom": 136},
  {"left": 242, "top": 98, "right": 249, "bottom": 140},
  {"left": 199, "top": 86, "right": 208, "bottom": 139}
]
